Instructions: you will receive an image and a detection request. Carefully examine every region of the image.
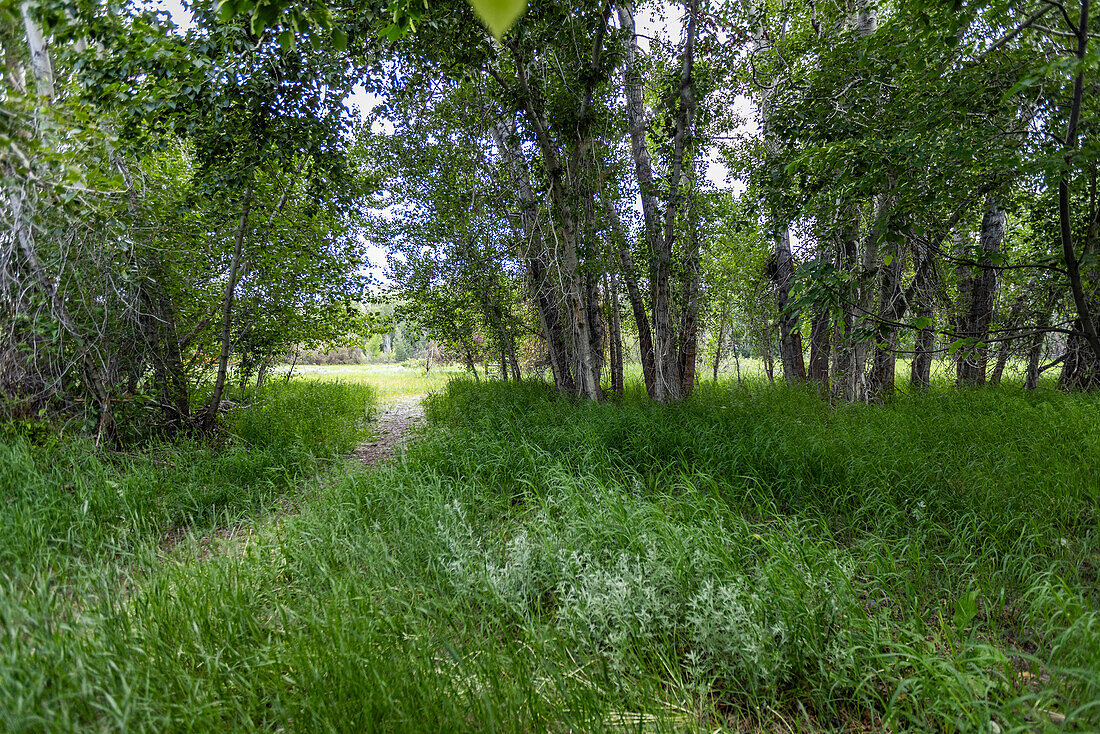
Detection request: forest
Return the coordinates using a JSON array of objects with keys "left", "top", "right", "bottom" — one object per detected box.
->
[{"left": 2, "top": 0, "right": 1099, "bottom": 730}]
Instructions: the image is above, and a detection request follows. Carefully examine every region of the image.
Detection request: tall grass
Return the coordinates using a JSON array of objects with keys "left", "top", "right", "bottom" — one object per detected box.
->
[
  {"left": 401, "top": 380, "right": 1099, "bottom": 728},
  {"left": 0, "top": 380, "right": 376, "bottom": 730},
  {"left": 1, "top": 376, "right": 1097, "bottom": 731}
]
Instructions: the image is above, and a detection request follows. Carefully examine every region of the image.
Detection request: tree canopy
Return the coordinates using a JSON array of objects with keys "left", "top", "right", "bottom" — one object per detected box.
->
[{"left": 3, "top": 0, "right": 1099, "bottom": 442}]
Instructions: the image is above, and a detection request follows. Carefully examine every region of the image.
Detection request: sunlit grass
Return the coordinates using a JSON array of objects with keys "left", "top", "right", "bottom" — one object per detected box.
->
[
  {"left": 283, "top": 363, "right": 463, "bottom": 403},
  {"left": 281, "top": 354, "right": 1054, "bottom": 406}
]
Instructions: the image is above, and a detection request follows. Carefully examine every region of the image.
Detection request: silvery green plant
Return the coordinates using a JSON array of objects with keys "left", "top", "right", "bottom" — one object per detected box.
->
[{"left": 557, "top": 550, "right": 684, "bottom": 672}]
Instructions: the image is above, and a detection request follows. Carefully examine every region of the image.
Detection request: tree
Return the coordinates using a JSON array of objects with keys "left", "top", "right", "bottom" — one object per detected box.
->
[{"left": 2, "top": 0, "right": 372, "bottom": 439}]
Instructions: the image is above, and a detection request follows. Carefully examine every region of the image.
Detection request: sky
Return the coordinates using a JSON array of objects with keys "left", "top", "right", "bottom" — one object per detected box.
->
[{"left": 158, "top": 0, "right": 193, "bottom": 30}]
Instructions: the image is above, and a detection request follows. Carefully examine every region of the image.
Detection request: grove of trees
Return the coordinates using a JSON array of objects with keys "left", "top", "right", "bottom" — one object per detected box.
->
[
  {"left": 4, "top": 0, "right": 1099, "bottom": 440},
  {"left": 366, "top": 0, "right": 1100, "bottom": 403}
]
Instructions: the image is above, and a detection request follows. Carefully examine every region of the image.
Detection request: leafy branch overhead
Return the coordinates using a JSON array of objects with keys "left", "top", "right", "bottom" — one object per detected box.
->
[
  {"left": 215, "top": 0, "right": 528, "bottom": 44},
  {"left": 467, "top": 0, "right": 528, "bottom": 38}
]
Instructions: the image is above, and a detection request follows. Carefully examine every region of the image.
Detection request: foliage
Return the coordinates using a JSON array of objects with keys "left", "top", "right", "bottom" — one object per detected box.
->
[
  {"left": 1, "top": 0, "right": 374, "bottom": 438},
  {"left": 0, "top": 379, "right": 374, "bottom": 578},
  {"left": 3, "top": 377, "right": 1098, "bottom": 729}
]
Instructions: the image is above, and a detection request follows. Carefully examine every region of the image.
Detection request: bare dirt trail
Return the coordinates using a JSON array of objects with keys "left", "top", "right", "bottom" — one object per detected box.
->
[{"left": 353, "top": 398, "right": 425, "bottom": 466}]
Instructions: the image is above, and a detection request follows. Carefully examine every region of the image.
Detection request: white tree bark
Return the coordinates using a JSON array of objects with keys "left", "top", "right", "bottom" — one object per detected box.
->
[{"left": 20, "top": 1, "right": 54, "bottom": 99}]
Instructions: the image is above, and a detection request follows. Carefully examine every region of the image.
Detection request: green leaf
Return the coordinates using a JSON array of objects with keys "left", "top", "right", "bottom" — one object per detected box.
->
[
  {"left": 278, "top": 29, "right": 294, "bottom": 51},
  {"left": 332, "top": 28, "right": 347, "bottom": 52},
  {"left": 305, "top": 6, "right": 333, "bottom": 29},
  {"left": 466, "top": 0, "right": 527, "bottom": 39},
  {"left": 953, "top": 590, "right": 978, "bottom": 634},
  {"left": 883, "top": 253, "right": 893, "bottom": 267},
  {"left": 216, "top": 0, "right": 237, "bottom": 23},
  {"left": 948, "top": 337, "right": 977, "bottom": 355}
]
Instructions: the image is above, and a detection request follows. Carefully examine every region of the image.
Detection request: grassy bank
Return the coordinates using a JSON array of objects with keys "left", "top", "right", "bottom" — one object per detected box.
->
[{"left": 2, "top": 377, "right": 1097, "bottom": 731}]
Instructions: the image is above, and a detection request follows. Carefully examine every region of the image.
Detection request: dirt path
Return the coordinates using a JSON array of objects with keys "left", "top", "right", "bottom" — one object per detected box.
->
[
  {"left": 352, "top": 399, "right": 425, "bottom": 466},
  {"left": 160, "top": 398, "right": 425, "bottom": 556}
]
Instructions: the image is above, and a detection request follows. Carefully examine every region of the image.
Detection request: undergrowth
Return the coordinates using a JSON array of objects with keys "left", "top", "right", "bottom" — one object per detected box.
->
[
  {"left": 0, "top": 379, "right": 376, "bottom": 730},
  {"left": 1, "top": 377, "right": 1097, "bottom": 731}
]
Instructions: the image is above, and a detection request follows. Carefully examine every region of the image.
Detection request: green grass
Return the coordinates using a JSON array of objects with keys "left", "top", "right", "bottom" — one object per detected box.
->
[
  {"left": 702, "top": 355, "right": 1060, "bottom": 389},
  {"left": 284, "top": 363, "right": 463, "bottom": 403},
  {"left": 0, "top": 380, "right": 376, "bottom": 730},
  {"left": 1, "top": 374, "right": 1097, "bottom": 731}
]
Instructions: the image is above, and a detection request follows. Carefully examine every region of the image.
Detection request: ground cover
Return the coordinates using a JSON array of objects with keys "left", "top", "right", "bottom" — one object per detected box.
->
[
  {"left": 1, "top": 373, "right": 1096, "bottom": 731},
  {"left": 286, "top": 363, "right": 463, "bottom": 403},
  {"left": 0, "top": 380, "right": 376, "bottom": 729}
]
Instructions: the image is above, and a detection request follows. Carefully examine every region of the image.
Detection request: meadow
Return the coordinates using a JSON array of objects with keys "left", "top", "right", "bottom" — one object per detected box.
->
[
  {"left": 285, "top": 363, "right": 467, "bottom": 403},
  {"left": 1, "top": 368, "right": 1097, "bottom": 731}
]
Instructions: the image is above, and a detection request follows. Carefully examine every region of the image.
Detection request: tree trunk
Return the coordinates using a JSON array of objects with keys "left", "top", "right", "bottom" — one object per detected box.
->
[
  {"left": 808, "top": 309, "right": 831, "bottom": 384},
  {"left": 465, "top": 349, "right": 480, "bottom": 381},
  {"left": 147, "top": 268, "right": 191, "bottom": 430},
  {"left": 609, "top": 204, "right": 656, "bottom": 397},
  {"left": 773, "top": 228, "right": 806, "bottom": 383},
  {"left": 867, "top": 235, "right": 907, "bottom": 400},
  {"left": 909, "top": 236, "right": 938, "bottom": 390},
  {"left": 613, "top": 6, "right": 657, "bottom": 399},
  {"left": 606, "top": 273, "right": 624, "bottom": 394},
  {"left": 957, "top": 196, "right": 1003, "bottom": 385},
  {"left": 284, "top": 348, "right": 299, "bottom": 384},
  {"left": 1057, "top": 0, "right": 1100, "bottom": 383},
  {"left": 20, "top": 1, "right": 54, "bottom": 100},
  {"left": 565, "top": 257, "right": 600, "bottom": 400},
  {"left": 678, "top": 187, "right": 702, "bottom": 397},
  {"left": 652, "top": 0, "right": 699, "bottom": 403},
  {"left": 616, "top": 3, "right": 663, "bottom": 272},
  {"left": 733, "top": 338, "right": 743, "bottom": 385},
  {"left": 586, "top": 268, "right": 605, "bottom": 392},
  {"left": 1025, "top": 308, "right": 1052, "bottom": 390},
  {"left": 749, "top": 0, "right": 806, "bottom": 385},
  {"left": 989, "top": 280, "right": 1040, "bottom": 386},
  {"left": 484, "top": 288, "right": 521, "bottom": 382},
  {"left": 617, "top": 0, "right": 699, "bottom": 403},
  {"left": 255, "top": 360, "right": 268, "bottom": 393},
  {"left": 509, "top": 21, "right": 610, "bottom": 401},
  {"left": 204, "top": 180, "right": 253, "bottom": 428},
  {"left": 847, "top": 196, "right": 890, "bottom": 399},
  {"left": 515, "top": 131, "right": 596, "bottom": 399},
  {"left": 490, "top": 120, "right": 574, "bottom": 393},
  {"left": 713, "top": 314, "right": 726, "bottom": 381},
  {"left": 832, "top": 203, "right": 862, "bottom": 400},
  {"left": 530, "top": 254, "right": 574, "bottom": 393},
  {"left": 509, "top": 348, "right": 521, "bottom": 382},
  {"left": 827, "top": 4, "right": 881, "bottom": 399}
]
